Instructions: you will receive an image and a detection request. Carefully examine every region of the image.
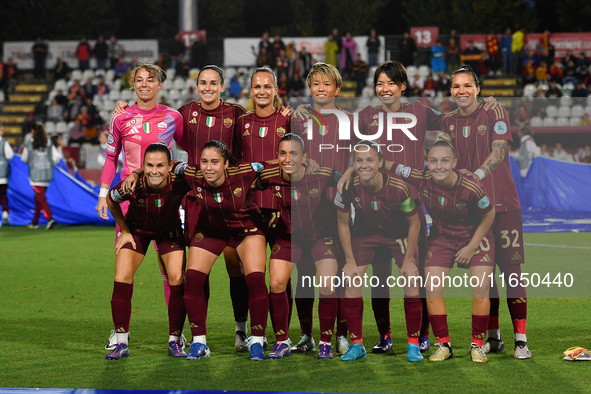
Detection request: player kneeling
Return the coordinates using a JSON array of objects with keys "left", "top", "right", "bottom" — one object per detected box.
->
[{"left": 105, "top": 143, "right": 189, "bottom": 360}]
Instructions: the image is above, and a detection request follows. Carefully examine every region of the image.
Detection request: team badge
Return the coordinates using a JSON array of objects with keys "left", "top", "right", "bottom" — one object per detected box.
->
[
  {"left": 251, "top": 162, "right": 264, "bottom": 172},
  {"left": 425, "top": 251, "right": 432, "bottom": 263},
  {"left": 106, "top": 145, "right": 115, "bottom": 152},
  {"left": 155, "top": 199, "right": 162, "bottom": 207},
  {"left": 319, "top": 125, "right": 328, "bottom": 136},
  {"left": 194, "top": 232, "right": 204, "bottom": 242},
  {"left": 233, "top": 187, "right": 243, "bottom": 197},
  {"left": 292, "top": 189, "right": 300, "bottom": 200},
  {"left": 213, "top": 192, "right": 223, "bottom": 203},
  {"left": 494, "top": 121, "right": 508, "bottom": 135},
  {"left": 309, "top": 188, "right": 319, "bottom": 198},
  {"left": 277, "top": 127, "right": 286, "bottom": 137},
  {"left": 158, "top": 122, "right": 167, "bottom": 129},
  {"left": 477, "top": 196, "right": 490, "bottom": 209},
  {"left": 401, "top": 166, "right": 411, "bottom": 179},
  {"left": 224, "top": 117, "right": 233, "bottom": 128},
  {"left": 478, "top": 125, "right": 487, "bottom": 136},
  {"left": 370, "top": 201, "right": 379, "bottom": 210},
  {"left": 259, "top": 127, "right": 268, "bottom": 137},
  {"left": 272, "top": 244, "right": 281, "bottom": 255},
  {"left": 206, "top": 116, "right": 215, "bottom": 127},
  {"left": 462, "top": 126, "right": 470, "bottom": 138},
  {"left": 107, "top": 134, "right": 114, "bottom": 144},
  {"left": 438, "top": 196, "right": 447, "bottom": 206},
  {"left": 192, "top": 111, "right": 198, "bottom": 117}
]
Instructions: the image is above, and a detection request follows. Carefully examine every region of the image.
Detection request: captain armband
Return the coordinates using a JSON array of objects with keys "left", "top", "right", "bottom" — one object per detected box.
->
[{"left": 400, "top": 196, "right": 416, "bottom": 213}]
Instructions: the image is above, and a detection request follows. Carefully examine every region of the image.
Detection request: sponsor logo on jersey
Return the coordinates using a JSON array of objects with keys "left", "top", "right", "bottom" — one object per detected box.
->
[
  {"left": 158, "top": 122, "right": 167, "bottom": 129},
  {"left": 477, "top": 196, "right": 490, "bottom": 209},
  {"left": 189, "top": 118, "right": 197, "bottom": 123},
  {"left": 127, "top": 127, "right": 140, "bottom": 136},
  {"left": 462, "top": 126, "right": 470, "bottom": 138},
  {"left": 194, "top": 232, "right": 204, "bottom": 242},
  {"left": 243, "top": 130, "right": 250, "bottom": 136},
  {"left": 155, "top": 198, "right": 162, "bottom": 207},
  {"left": 370, "top": 120, "right": 378, "bottom": 127},
  {"left": 107, "top": 134, "right": 114, "bottom": 144},
  {"left": 224, "top": 117, "right": 233, "bottom": 128},
  {"left": 213, "top": 192, "right": 223, "bottom": 203},
  {"left": 197, "top": 193, "right": 203, "bottom": 199},
  {"left": 479, "top": 254, "right": 492, "bottom": 263},
  {"left": 233, "top": 187, "right": 242, "bottom": 197},
  {"left": 206, "top": 116, "right": 215, "bottom": 127},
  {"left": 438, "top": 196, "right": 447, "bottom": 206},
  {"left": 456, "top": 201, "right": 467, "bottom": 208},
  {"left": 259, "top": 127, "right": 268, "bottom": 137},
  {"left": 277, "top": 127, "right": 286, "bottom": 137},
  {"left": 309, "top": 188, "right": 319, "bottom": 198},
  {"left": 494, "top": 121, "right": 508, "bottom": 135},
  {"left": 478, "top": 125, "right": 487, "bottom": 135},
  {"left": 512, "top": 252, "right": 522, "bottom": 261},
  {"left": 370, "top": 201, "right": 379, "bottom": 210},
  {"left": 272, "top": 244, "right": 281, "bottom": 254},
  {"left": 106, "top": 145, "right": 115, "bottom": 153}
]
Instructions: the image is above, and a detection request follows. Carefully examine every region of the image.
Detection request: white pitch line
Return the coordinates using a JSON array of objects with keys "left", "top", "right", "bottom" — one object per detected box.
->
[{"left": 525, "top": 243, "right": 591, "bottom": 250}]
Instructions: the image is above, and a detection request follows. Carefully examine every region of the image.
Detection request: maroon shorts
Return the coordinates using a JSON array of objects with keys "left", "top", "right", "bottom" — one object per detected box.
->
[
  {"left": 270, "top": 236, "right": 291, "bottom": 261},
  {"left": 116, "top": 200, "right": 162, "bottom": 252},
  {"left": 189, "top": 227, "right": 265, "bottom": 256},
  {"left": 121, "top": 227, "right": 185, "bottom": 256},
  {"left": 492, "top": 210, "right": 525, "bottom": 267},
  {"left": 425, "top": 232, "right": 495, "bottom": 269},
  {"left": 292, "top": 237, "right": 338, "bottom": 266},
  {"left": 183, "top": 194, "right": 202, "bottom": 245},
  {"left": 352, "top": 234, "right": 417, "bottom": 268}
]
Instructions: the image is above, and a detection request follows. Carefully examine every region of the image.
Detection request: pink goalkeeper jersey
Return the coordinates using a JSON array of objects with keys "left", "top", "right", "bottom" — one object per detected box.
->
[{"left": 100, "top": 103, "right": 184, "bottom": 185}]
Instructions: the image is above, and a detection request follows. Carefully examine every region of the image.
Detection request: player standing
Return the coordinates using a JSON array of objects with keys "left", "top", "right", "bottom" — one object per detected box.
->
[
  {"left": 105, "top": 142, "right": 189, "bottom": 360},
  {"left": 441, "top": 65, "right": 531, "bottom": 359}
]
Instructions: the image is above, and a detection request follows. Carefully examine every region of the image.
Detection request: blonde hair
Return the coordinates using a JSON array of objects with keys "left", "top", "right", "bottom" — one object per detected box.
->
[
  {"left": 306, "top": 62, "right": 342, "bottom": 88},
  {"left": 429, "top": 132, "right": 457, "bottom": 157},
  {"left": 246, "top": 66, "right": 282, "bottom": 112},
  {"left": 128, "top": 62, "right": 167, "bottom": 91}
]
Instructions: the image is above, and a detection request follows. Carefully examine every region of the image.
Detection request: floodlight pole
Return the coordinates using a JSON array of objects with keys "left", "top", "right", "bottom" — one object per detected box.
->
[{"left": 179, "top": 0, "right": 198, "bottom": 31}]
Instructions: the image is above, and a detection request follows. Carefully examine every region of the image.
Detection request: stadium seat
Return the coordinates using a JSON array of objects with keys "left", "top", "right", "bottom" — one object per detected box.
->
[
  {"left": 558, "top": 106, "right": 571, "bottom": 117},
  {"left": 362, "top": 86, "right": 374, "bottom": 97},
  {"left": 121, "top": 90, "right": 133, "bottom": 101},
  {"left": 523, "top": 84, "right": 537, "bottom": 98},
  {"left": 102, "top": 100, "right": 115, "bottom": 112},
  {"left": 56, "top": 121, "right": 68, "bottom": 134},
  {"left": 99, "top": 111, "right": 111, "bottom": 122},
  {"left": 45, "top": 121, "right": 56, "bottom": 134},
  {"left": 71, "top": 69, "right": 82, "bottom": 81},
  {"left": 571, "top": 105, "right": 585, "bottom": 117},
  {"left": 111, "top": 79, "right": 122, "bottom": 91},
  {"left": 109, "top": 90, "right": 121, "bottom": 101},
  {"left": 585, "top": 105, "right": 591, "bottom": 115},
  {"left": 406, "top": 65, "right": 418, "bottom": 77},
  {"left": 186, "top": 78, "right": 197, "bottom": 89},
  {"left": 92, "top": 100, "right": 104, "bottom": 111},
  {"left": 562, "top": 82, "right": 575, "bottom": 95},
  {"left": 556, "top": 117, "right": 569, "bottom": 126},
  {"left": 166, "top": 68, "right": 176, "bottom": 80},
  {"left": 189, "top": 68, "right": 200, "bottom": 78},
  {"left": 418, "top": 65, "right": 431, "bottom": 79},
  {"left": 105, "top": 69, "right": 115, "bottom": 82},
  {"left": 560, "top": 96, "right": 573, "bottom": 107},
  {"left": 530, "top": 116, "right": 543, "bottom": 127},
  {"left": 570, "top": 117, "right": 582, "bottom": 126},
  {"left": 174, "top": 78, "right": 185, "bottom": 90},
  {"left": 225, "top": 67, "right": 237, "bottom": 78},
  {"left": 54, "top": 79, "right": 68, "bottom": 92},
  {"left": 543, "top": 117, "right": 556, "bottom": 127},
  {"left": 82, "top": 69, "right": 95, "bottom": 82},
  {"left": 168, "top": 89, "right": 180, "bottom": 100},
  {"left": 238, "top": 97, "right": 247, "bottom": 107},
  {"left": 0, "top": 91, "right": 4, "bottom": 103},
  {"left": 545, "top": 105, "right": 558, "bottom": 117}
]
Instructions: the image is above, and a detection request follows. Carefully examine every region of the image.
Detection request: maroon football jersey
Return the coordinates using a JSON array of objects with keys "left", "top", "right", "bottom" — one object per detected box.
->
[
  {"left": 291, "top": 107, "right": 353, "bottom": 174},
  {"left": 177, "top": 100, "right": 245, "bottom": 163},
  {"left": 109, "top": 172, "right": 190, "bottom": 237},
  {"left": 260, "top": 166, "right": 339, "bottom": 240},
  {"left": 393, "top": 164, "right": 493, "bottom": 244},
  {"left": 357, "top": 102, "right": 442, "bottom": 199},
  {"left": 336, "top": 172, "right": 417, "bottom": 239},
  {"left": 441, "top": 103, "right": 520, "bottom": 212},
  {"left": 237, "top": 108, "right": 290, "bottom": 209},
  {"left": 181, "top": 162, "right": 263, "bottom": 232}
]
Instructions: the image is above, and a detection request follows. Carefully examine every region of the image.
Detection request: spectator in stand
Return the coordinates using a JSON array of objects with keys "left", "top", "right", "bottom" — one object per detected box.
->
[
  {"left": 0, "top": 124, "right": 14, "bottom": 227},
  {"left": 277, "top": 71, "right": 289, "bottom": 97},
  {"left": 522, "top": 59, "right": 536, "bottom": 85},
  {"left": 69, "top": 117, "right": 86, "bottom": 144},
  {"left": 367, "top": 28, "right": 380, "bottom": 67},
  {"left": 485, "top": 32, "right": 500, "bottom": 74},
  {"left": 324, "top": 34, "right": 339, "bottom": 68},
  {"left": 275, "top": 49, "right": 289, "bottom": 76},
  {"left": 563, "top": 59, "right": 578, "bottom": 86},
  {"left": 545, "top": 80, "right": 563, "bottom": 99},
  {"left": 400, "top": 31, "right": 417, "bottom": 67},
  {"left": 353, "top": 53, "right": 367, "bottom": 96},
  {"left": 340, "top": 32, "right": 357, "bottom": 79},
  {"left": 175, "top": 55, "right": 191, "bottom": 78},
  {"left": 67, "top": 96, "right": 84, "bottom": 121},
  {"left": 516, "top": 127, "right": 540, "bottom": 176},
  {"left": 285, "top": 42, "right": 299, "bottom": 79},
  {"left": 46, "top": 99, "right": 64, "bottom": 122},
  {"left": 513, "top": 102, "right": 531, "bottom": 128},
  {"left": 436, "top": 72, "right": 450, "bottom": 96},
  {"left": 531, "top": 89, "right": 547, "bottom": 117},
  {"left": 2, "top": 58, "right": 17, "bottom": 94},
  {"left": 422, "top": 75, "right": 438, "bottom": 97},
  {"left": 94, "top": 35, "right": 109, "bottom": 70},
  {"left": 95, "top": 77, "right": 109, "bottom": 103},
  {"left": 540, "top": 144, "right": 551, "bottom": 158},
  {"left": 579, "top": 113, "right": 591, "bottom": 126},
  {"left": 575, "top": 144, "right": 591, "bottom": 163},
  {"left": 108, "top": 36, "right": 124, "bottom": 69},
  {"left": 576, "top": 52, "right": 590, "bottom": 68},
  {"left": 511, "top": 27, "right": 526, "bottom": 74},
  {"left": 156, "top": 54, "right": 168, "bottom": 71},
  {"left": 535, "top": 61, "right": 548, "bottom": 82},
  {"left": 431, "top": 40, "right": 446, "bottom": 75},
  {"left": 562, "top": 50, "right": 576, "bottom": 67},
  {"left": 67, "top": 79, "right": 84, "bottom": 101},
  {"left": 299, "top": 46, "right": 312, "bottom": 77},
  {"left": 548, "top": 59, "right": 563, "bottom": 83},
  {"left": 500, "top": 27, "right": 513, "bottom": 75},
  {"left": 53, "top": 58, "right": 71, "bottom": 81},
  {"left": 576, "top": 63, "right": 590, "bottom": 85},
  {"left": 76, "top": 37, "right": 93, "bottom": 71},
  {"left": 332, "top": 27, "right": 343, "bottom": 66},
  {"left": 287, "top": 72, "right": 305, "bottom": 98},
  {"left": 571, "top": 81, "right": 588, "bottom": 105},
  {"left": 83, "top": 76, "right": 96, "bottom": 99},
  {"left": 228, "top": 73, "right": 242, "bottom": 100},
  {"left": 463, "top": 40, "right": 482, "bottom": 78},
  {"left": 54, "top": 89, "right": 68, "bottom": 107},
  {"left": 114, "top": 55, "right": 130, "bottom": 78},
  {"left": 521, "top": 50, "right": 539, "bottom": 69},
  {"left": 256, "top": 48, "right": 270, "bottom": 68},
  {"left": 551, "top": 142, "right": 574, "bottom": 162},
  {"left": 32, "top": 37, "right": 48, "bottom": 81},
  {"left": 190, "top": 34, "right": 208, "bottom": 69},
  {"left": 272, "top": 34, "right": 286, "bottom": 58},
  {"left": 446, "top": 38, "right": 460, "bottom": 74},
  {"left": 170, "top": 33, "right": 186, "bottom": 70},
  {"left": 258, "top": 32, "right": 273, "bottom": 66}
]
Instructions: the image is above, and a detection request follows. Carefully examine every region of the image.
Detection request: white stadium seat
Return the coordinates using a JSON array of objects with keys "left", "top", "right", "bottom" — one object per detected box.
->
[
  {"left": 543, "top": 117, "right": 556, "bottom": 127},
  {"left": 571, "top": 105, "right": 585, "bottom": 117},
  {"left": 405, "top": 65, "right": 418, "bottom": 77},
  {"left": 56, "top": 121, "right": 68, "bottom": 134},
  {"left": 560, "top": 95, "right": 573, "bottom": 107},
  {"left": 523, "top": 84, "right": 537, "bottom": 98},
  {"left": 418, "top": 65, "right": 431, "bottom": 79},
  {"left": 121, "top": 90, "right": 133, "bottom": 101},
  {"left": 556, "top": 117, "right": 569, "bottom": 126},
  {"left": 166, "top": 68, "right": 176, "bottom": 80},
  {"left": 530, "top": 116, "right": 543, "bottom": 127},
  {"left": 570, "top": 117, "right": 582, "bottom": 126},
  {"left": 44, "top": 121, "right": 56, "bottom": 134},
  {"left": 174, "top": 78, "right": 185, "bottom": 90},
  {"left": 558, "top": 106, "right": 571, "bottom": 117},
  {"left": 585, "top": 105, "right": 591, "bottom": 115},
  {"left": 109, "top": 90, "right": 121, "bottom": 101},
  {"left": 71, "top": 69, "right": 82, "bottom": 81},
  {"left": 545, "top": 105, "right": 558, "bottom": 117},
  {"left": 189, "top": 68, "right": 200, "bottom": 78}
]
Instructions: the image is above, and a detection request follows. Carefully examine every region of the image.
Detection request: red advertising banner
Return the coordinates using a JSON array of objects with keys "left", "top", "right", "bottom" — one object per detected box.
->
[
  {"left": 179, "top": 30, "right": 207, "bottom": 49},
  {"left": 410, "top": 27, "right": 439, "bottom": 48}
]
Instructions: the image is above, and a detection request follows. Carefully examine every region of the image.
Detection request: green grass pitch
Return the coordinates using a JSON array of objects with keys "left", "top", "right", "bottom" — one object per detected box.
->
[{"left": 1, "top": 226, "right": 590, "bottom": 392}]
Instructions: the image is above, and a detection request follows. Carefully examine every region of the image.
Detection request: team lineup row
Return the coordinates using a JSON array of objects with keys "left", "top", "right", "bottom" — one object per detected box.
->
[{"left": 96, "top": 59, "right": 531, "bottom": 363}]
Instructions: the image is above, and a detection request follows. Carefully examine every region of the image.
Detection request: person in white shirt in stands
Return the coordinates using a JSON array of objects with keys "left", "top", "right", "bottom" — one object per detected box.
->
[
  {"left": 516, "top": 127, "right": 540, "bottom": 176},
  {"left": 551, "top": 142, "right": 574, "bottom": 162}
]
